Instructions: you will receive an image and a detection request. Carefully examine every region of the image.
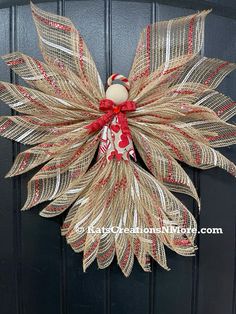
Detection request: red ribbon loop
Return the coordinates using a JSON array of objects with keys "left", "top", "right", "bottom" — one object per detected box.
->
[
  {"left": 85, "top": 99, "right": 136, "bottom": 134},
  {"left": 119, "top": 100, "right": 136, "bottom": 112},
  {"left": 99, "top": 99, "right": 114, "bottom": 112}
]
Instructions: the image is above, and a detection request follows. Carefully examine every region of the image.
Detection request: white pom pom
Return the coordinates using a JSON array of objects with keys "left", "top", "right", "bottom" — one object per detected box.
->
[{"left": 105, "top": 84, "right": 128, "bottom": 104}]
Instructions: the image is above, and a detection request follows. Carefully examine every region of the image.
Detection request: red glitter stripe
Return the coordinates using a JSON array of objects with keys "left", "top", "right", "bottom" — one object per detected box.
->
[
  {"left": 7, "top": 58, "right": 25, "bottom": 66},
  {"left": 193, "top": 143, "right": 201, "bottom": 165},
  {"left": 132, "top": 116, "right": 172, "bottom": 123},
  {"left": 84, "top": 239, "right": 99, "bottom": 259},
  {"left": 19, "top": 152, "right": 31, "bottom": 172},
  {"left": 131, "top": 69, "right": 150, "bottom": 82},
  {"left": 204, "top": 62, "right": 229, "bottom": 85},
  {"left": 139, "top": 97, "right": 161, "bottom": 107},
  {"left": 98, "top": 173, "right": 112, "bottom": 186},
  {"left": 162, "top": 66, "right": 180, "bottom": 75},
  {"left": 163, "top": 137, "right": 184, "bottom": 161},
  {"left": 185, "top": 108, "right": 214, "bottom": 115},
  {"left": 206, "top": 131, "right": 236, "bottom": 141},
  {"left": 120, "top": 242, "right": 131, "bottom": 269},
  {"left": 146, "top": 212, "right": 159, "bottom": 258},
  {"left": 167, "top": 155, "right": 173, "bottom": 179},
  {"left": 169, "top": 124, "right": 194, "bottom": 140},
  {"left": 34, "top": 59, "right": 62, "bottom": 95},
  {"left": 141, "top": 136, "right": 155, "bottom": 173},
  {"left": 45, "top": 204, "right": 67, "bottom": 212},
  {"left": 38, "top": 143, "right": 55, "bottom": 148},
  {"left": 0, "top": 119, "right": 13, "bottom": 132},
  {"left": 98, "top": 244, "right": 115, "bottom": 262},
  {"left": 38, "top": 139, "right": 71, "bottom": 150},
  {"left": 217, "top": 102, "right": 236, "bottom": 116},
  {"left": 156, "top": 206, "right": 163, "bottom": 228},
  {"left": 105, "top": 176, "right": 127, "bottom": 206},
  {"left": 71, "top": 236, "right": 86, "bottom": 249},
  {"left": 32, "top": 179, "right": 40, "bottom": 206},
  {"left": 133, "top": 238, "right": 141, "bottom": 256},
  {"left": 149, "top": 233, "right": 158, "bottom": 257},
  {"left": 17, "top": 85, "right": 51, "bottom": 111},
  {"left": 78, "top": 35, "right": 87, "bottom": 82},
  {"left": 0, "top": 84, "right": 6, "bottom": 92},
  {"left": 133, "top": 167, "right": 140, "bottom": 181},
  {"left": 24, "top": 116, "right": 72, "bottom": 127},
  {"left": 62, "top": 222, "right": 70, "bottom": 230},
  {"left": 146, "top": 25, "right": 151, "bottom": 76},
  {"left": 169, "top": 125, "right": 201, "bottom": 164},
  {"left": 188, "top": 16, "right": 195, "bottom": 54},
  {"left": 172, "top": 90, "right": 195, "bottom": 95},
  {"left": 135, "top": 61, "right": 179, "bottom": 86},
  {"left": 158, "top": 74, "right": 179, "bottom": 87},
  {"left": 146, "top": 151, "right": 154, "bottom": 173},
  {"left": 41, "top": 148, "right": 82, "bottom": 171},
  {"left": 163, "top": 177, "right": 186, "bottom": 184},
  {"left": 134, "top": 61, "right": 180, "bottom": 88},
  {"left": 174, "top": 239, "right": 191, "bottom": 246},
  {"left": 42, "top": 136, "right": 98, "bottom": 171},
  {"left": 182, "top": 207, "right": 188, "bottom": 228},
  {"left": 134, "top": 65, "right": 180, "bottom": 91},
  {"left": 164, "top": 154, "right": 175, "bottom": 183},
  {"left": 32, "top": 10, "right": 72, "bottom": 32}
]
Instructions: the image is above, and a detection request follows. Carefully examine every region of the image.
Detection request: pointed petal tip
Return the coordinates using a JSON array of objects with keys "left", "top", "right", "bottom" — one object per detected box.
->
[
  {"left": 39, "top": 210, "right": 49, "bottom": 218},
  {"left": 4, "top": 168, "right": 19, "bottom": 178},
  {"left": 5, "top": 170, "right": 22, "bottom": 178},
  {"left": 120, "top": 269, "right": 132, "bottom": 278},
  {"left": 160, "top": 262, "right": 170, "bottom": 271},
  {"left": 30, "top": 1, "right": 38, "bottom": 11},
  {"left": 200, "top": 8, "right": 212, "bottom": 15},
  {"left": 123, "top": 273, "right": 130, "bottom": 278},
  {"left": 82, "top": 263, "right": 87, "bottom": 273},
  {"left": 20, "top": 200, "right": 32, "bottom": 211},
  {"left": 194, "top": 9, "right": 212, "bottom": 18},
  {"left": 39, "top": 210, "right": 60, "bottom": 218},
  {"left": 1, "top": 51, "right": 22, "bottom": 62},
  {"left": 195, "top": 196, "right": 201, "bottom": 208},
  {"left": 198, "top": 203, "right": 201, "bottom": 212},
  {"left": 4, "top": 167, "right": 14, "bottom": 178},
  {"left": 21, "top": 205, "right": 29, "bottom": 211},
  {"left": 1, "top": 53, "right": 10, "bottom": 61}
]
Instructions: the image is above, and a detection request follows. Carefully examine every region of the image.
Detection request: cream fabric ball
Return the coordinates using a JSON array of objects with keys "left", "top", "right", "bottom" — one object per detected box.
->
[{"left": 105, "top": 84, "right": 129, "bottom": 104}]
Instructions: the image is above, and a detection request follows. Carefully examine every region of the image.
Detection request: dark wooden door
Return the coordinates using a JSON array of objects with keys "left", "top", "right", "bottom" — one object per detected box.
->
[{"left": 0, "top": 1, "right": 235, "bottom": 314}]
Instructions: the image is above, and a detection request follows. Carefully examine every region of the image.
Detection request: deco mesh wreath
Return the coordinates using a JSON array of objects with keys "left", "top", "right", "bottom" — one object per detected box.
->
[{"left": 0, "top": 3, "right": 236, "bottom": 276}]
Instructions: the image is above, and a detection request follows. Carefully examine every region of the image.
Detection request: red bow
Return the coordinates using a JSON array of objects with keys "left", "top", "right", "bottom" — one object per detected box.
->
[{"left": 85, "top": 99, "right": 136, "bottom": 136}]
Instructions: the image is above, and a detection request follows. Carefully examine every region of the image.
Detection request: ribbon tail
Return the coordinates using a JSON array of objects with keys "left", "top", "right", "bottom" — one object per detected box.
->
[
  {"left": 117, "top": 112, "right": 131, "bottom": 138},
  {"left": 85, "top": 112, "right": 114, "bottom": 133}
]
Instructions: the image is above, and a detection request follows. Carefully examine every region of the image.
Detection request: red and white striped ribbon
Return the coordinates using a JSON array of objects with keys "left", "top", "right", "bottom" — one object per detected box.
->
[{"left": 107, "top": 73, "right": 130, "bottom": 90}]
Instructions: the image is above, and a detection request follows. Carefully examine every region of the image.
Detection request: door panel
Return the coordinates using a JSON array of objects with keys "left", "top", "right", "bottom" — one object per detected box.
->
[
  {"left": 16, "top": 4, "right": 62, "bottom": 314},
  {"left": 0, "top": 1, "right": 235, "bottom": 314},
  {"left": 198, "top": 13, "right": 236, "bottom": 314},
  {"left": 0, "top": 8, "right": 18, "bottom": 314}
]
